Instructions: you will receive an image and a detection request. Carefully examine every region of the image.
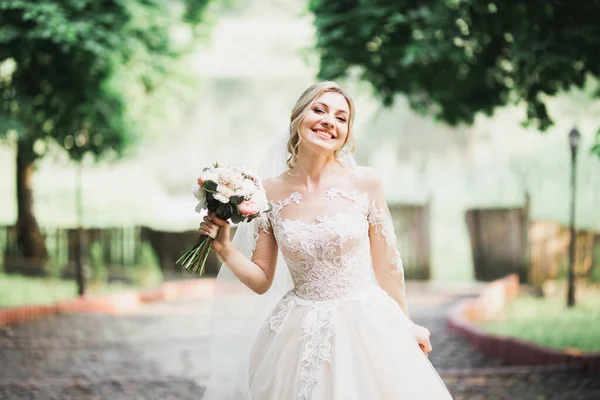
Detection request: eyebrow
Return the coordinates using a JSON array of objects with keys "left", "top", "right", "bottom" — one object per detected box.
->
[{"left": 313, "top": 102, "right": 349, "bottom": 116}]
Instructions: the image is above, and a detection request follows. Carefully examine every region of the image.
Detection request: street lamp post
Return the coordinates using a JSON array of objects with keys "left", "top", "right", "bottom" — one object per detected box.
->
[
  {"left": 567, "top": 127, "right": 581, "bottom": 308},
  {"left": 75, "top": 161, "right": 86, "bottom": 296}
]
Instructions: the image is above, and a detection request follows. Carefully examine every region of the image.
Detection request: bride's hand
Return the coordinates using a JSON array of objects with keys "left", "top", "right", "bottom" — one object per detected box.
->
[
  {"left": 410, "top": 323, "right": 432, "bottom": 357},
  {"left": 199, "top": 211, "right": 232, "bottom": 256}
]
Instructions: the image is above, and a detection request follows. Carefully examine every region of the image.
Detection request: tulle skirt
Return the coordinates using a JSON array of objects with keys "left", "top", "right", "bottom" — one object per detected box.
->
[{"left": 248, "top": 284, "right": 453, "bottom": 400}]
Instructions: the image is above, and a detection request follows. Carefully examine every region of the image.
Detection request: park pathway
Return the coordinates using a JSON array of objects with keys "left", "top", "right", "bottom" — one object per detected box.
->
[{"left": 1, "top": 284, "right": 599, "bottom": 399}]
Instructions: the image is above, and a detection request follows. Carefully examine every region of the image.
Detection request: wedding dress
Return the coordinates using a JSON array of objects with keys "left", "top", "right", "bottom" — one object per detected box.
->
[
  {"left": 200, "top": 128, "right": 452, "bottom": 399},
  {"left": 242, "top": 176, "right": 453, "bottom": 399}
]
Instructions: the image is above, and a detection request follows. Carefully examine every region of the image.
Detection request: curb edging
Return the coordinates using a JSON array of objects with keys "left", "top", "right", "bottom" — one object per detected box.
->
[
  {"left": 0, "top": 278, "right": 216, "bottom": 327},
  {"left": 446, "top": 274, "right": 600, "bottom": 372}
]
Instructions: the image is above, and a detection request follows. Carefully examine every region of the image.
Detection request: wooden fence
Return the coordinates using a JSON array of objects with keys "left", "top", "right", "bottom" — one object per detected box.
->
[
  {"left": 389, "top": 203, "right": 431, "bottom": 280},
  {"left": 1, "top": 226, "right": 144, "bottom": 282},
  {"left": 465, "top": 207, "right": 529, "bottom": 282},
  {"left": 466, "top": 208, "right": 600, "bottom": 286},
  {"left": 1, "top": 202, "right": 432, "bottom": 281},
  {"left": 140, "top": 226, "right": 226, "bottom": 277},
  {"left": 529, "top": 221, "right": 599, "bottom": 286},
  {"left": 0, "top": 225, "right": 231, "bottom": 280},
  {"left": 3, "top": 204, "right": 598, "bottom": 287}
]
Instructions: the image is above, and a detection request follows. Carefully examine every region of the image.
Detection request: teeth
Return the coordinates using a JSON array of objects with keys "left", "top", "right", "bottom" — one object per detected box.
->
[{"left": 314, "top": 130, "right": 332, "bottom": 139}]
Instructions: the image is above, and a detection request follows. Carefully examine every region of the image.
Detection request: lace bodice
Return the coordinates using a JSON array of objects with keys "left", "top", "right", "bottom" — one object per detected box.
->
[
  {"left": 250, "top": 175, "right": 410, "bottom": 400},
  {"left": 255, "top": 185, "right": 404, "bottom": 302}
]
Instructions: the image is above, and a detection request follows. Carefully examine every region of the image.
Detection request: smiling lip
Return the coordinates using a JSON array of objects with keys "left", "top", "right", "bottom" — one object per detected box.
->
[{"left": 312, "top": 128, "right": 335, "bottom": 140}]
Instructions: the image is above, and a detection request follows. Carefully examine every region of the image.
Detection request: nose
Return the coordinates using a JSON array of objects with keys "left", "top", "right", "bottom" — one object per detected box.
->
[{"left": 321, "top": 117, "right": 334, "bottom": 129}]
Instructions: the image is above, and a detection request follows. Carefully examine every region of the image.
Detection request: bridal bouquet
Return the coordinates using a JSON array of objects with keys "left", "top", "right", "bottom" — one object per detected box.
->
[{"left": 176, "top": 163, "right": 272, "bottom": 275}]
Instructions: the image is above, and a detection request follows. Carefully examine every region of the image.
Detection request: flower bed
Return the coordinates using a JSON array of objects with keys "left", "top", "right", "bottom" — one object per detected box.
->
[{"left": 447, "top": 274, "right": 600, "bottom": 372}]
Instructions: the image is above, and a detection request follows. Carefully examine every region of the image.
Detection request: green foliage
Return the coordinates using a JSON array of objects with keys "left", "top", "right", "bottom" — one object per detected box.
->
[
  {"left": 0, "top": 0, "right": 211, "bottom": 161},
  {"left": 593, "top": 127, "right": 600, "bottom": 156},
  {"left": 231, "top": 212, "right": 244, "bottom": 224},
  {"left": 204, "top": 180, "right": 218, "bottom": 193},
  {"left": 88, "top": 241, "right": 108, "bottom": 285},
  {"left": 482, "top": 292, "right": 600, "bottom": 352},
  {"left": 132, "top": 242, "right": 163, "bottom": 288},
  {"left": 310, "top": 1, "right": 600, "bottom": 145},
  {"left": 0, "top": 272, "right": 77, "bottom": 307},
  {"left": 591, "top": 245, "right": 600, "bottom": 283}
]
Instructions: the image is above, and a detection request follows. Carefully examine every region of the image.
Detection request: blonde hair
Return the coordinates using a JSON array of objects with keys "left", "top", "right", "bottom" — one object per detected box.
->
[{"left": 287, "top": 81, "right": 356, "bottom": 170}]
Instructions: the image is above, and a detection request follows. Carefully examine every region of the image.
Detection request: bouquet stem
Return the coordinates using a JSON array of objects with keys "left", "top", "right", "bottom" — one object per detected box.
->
[{"left": 176, "top": 226, "right": 220, "bottom": 275}]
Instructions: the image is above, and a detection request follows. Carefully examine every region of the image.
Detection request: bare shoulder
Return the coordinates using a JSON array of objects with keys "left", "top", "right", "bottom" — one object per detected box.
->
[
  {"left": 262, "top": 173, "right": 289, "bottom": 200},
  {"left": 351, "top": 166, "right": 383, "bottom": 192},
  {"left": 261, "top": 177, "right": 278, "bottom": 198}
]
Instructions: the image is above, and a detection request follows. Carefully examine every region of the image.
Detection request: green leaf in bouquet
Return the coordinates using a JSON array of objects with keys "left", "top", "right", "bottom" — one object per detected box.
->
[
  {"left": 206, "top": 195, "right": 222, "bottom": 214},
  {"left": 246, "top": 214, "right": 256, "bottom": 223},
  {"left": 229, "top": 195, "right": 244, "bottom": 205},
  {"left": 231, "top": 213, "right": 244, "bottom": 224},
  {"left": 204, "top": 180, "right": 218, "bottom": 193},
  {"left": 215, "top": 202, "right": 234, "bottom": 220}
]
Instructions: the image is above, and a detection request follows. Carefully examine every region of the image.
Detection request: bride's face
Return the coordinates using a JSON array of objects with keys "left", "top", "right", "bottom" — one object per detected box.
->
[{"left": 298, "top": 92, "right": 350, "bottom": 155}]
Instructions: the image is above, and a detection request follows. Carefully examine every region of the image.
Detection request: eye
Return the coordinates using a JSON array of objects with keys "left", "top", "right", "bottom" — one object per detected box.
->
[
  {"left": 336, "top": 116, "right": 347, "bottom": 122},
  {"left": 313, "top": 107, "right": 324, "bottom": 114}
]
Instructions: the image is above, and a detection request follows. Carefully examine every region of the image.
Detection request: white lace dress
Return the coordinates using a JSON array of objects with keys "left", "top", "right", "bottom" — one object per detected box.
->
[{"left": 247, "top": 184, "right": 453, "bottom": 400}]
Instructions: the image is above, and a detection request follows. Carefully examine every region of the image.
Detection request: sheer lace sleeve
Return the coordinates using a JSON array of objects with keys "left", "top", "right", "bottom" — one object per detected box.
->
[
  {"left": 365, "top": 171, "right": 410, "bottom": 318},
  {"left": 250, "top": 212, "right": 278, "bottom": 273},
  {"left": 252, "top": 213, "right": 272, "bottom": 251}
]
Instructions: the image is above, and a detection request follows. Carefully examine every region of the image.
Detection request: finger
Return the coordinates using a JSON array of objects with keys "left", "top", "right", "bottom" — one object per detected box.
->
[
  {"left": 211, "top": 215, "right": 229, "bottom": 227},
  {"left": 202, "top": 217, "right": 214, "bottom": 228},
  {"left": 425, "top": 341, "right": 433, "bottom": 353},
  {"left": 199, "top": 222, "right": 214, "bottom": 236}
]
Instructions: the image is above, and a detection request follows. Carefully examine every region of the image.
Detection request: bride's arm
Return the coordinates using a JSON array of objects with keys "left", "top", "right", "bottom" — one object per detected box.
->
[
  {"left": 363, "top": 169, "right": 410, "bottom": 318},
  {"left": 362, "top": 168, "right": 432, "bottom": 355},
  {"left": 200, "top": 178, "right": 278, "bottom": 295}
]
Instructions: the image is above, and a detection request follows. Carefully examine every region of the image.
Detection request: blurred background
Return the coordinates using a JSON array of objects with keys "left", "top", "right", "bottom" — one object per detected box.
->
[
  {"left": 2, "top": 0, "right": 599, "bottom": 290},
  {"left": 1, "top": 0, "right": 599, "bottom": 398}
]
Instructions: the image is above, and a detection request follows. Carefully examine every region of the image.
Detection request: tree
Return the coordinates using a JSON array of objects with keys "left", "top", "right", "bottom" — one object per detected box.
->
[
  {"left": 0, "top": 0, "right": 211, "bottom": 271},
  {"left": 309, "top": 0, "right": 600, "bottom": 153}
]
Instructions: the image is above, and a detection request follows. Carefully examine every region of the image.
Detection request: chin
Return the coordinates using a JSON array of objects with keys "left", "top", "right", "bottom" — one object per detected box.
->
[{"left": 302, "top": 140, "right": 339, "bottom": 156}]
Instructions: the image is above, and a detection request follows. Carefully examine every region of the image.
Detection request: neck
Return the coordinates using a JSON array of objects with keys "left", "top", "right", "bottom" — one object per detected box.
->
[{"left": 291, "top": 148, "right": 341, "bottom": 190}]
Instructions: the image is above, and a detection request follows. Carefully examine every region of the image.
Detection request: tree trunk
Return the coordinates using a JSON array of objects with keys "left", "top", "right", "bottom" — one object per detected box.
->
[{"left": 16, "top": 136, "right": 48, "bottom": 274}]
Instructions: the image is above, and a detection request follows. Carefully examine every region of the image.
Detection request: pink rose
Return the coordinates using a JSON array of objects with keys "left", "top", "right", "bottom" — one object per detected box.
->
[
  {"left": 197, "top": 176, "right": 205, "bottom": 186},
  {"left": 238, "top": 200, "right": 258, "bottom": 217}
]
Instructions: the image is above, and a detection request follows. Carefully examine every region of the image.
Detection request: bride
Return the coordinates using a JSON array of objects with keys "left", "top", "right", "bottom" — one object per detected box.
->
[{"left": 200, "top": 82, "right": 453, "bottom": 399}]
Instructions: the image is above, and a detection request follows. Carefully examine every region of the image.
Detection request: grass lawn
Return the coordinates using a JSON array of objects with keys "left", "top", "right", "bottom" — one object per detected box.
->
[
  {"left": 480, "top": 289, "right": 600, "bottom": 353},
  {"left": 0, "top": 274, "right": 136, "bottom": 308}
]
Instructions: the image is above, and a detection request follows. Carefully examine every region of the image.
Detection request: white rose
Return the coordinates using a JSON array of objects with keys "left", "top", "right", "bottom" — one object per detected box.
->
[
  {"left": 229, "top": 174, "right": 244, "bottom": 190},
  {"left": 192, "top": 182, "right": 206, "bottom": 201},
  {"left": 213, "top": 192, "right": 230, "bottom": 203},
  {"left": 252, "top": 191, "right": 270, "bottom": 212},
  {"left": 192, "top": 183, "right": 207, "bottom": 212},
  {"left": 216, "top": 169, "right": 242, "bottom": 191},
  {"left": 195, "top": 200, "right": 207, "bottom": 213},
  {"left": 216, "top": 184, "right": 235, "bottom": 199},
  {"left": 199, "top": 171, "right": 215, "bottom": 183},
  {"left": 239, "top": 179, "right": 258, "bottom": 196}
]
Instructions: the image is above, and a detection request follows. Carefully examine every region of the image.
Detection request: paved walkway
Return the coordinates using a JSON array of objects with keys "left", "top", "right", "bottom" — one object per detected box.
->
[{"left": 1, "top": 288, "right": 599, "bottom": 399}]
